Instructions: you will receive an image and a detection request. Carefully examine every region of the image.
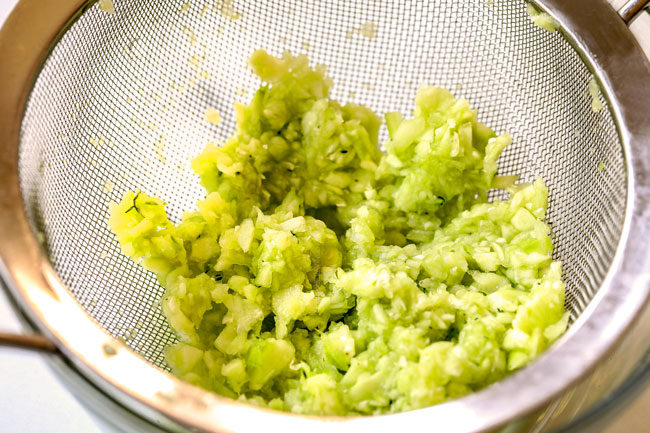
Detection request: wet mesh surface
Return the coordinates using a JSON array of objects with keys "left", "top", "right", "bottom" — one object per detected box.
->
[{"left": 18, "top": 0, "right": 625, "bottom": 369}]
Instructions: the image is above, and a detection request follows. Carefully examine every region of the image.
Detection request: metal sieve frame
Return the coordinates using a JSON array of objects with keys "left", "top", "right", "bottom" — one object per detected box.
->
[{"left": 1, "top": 0, "right": 650, "bottom": 432}]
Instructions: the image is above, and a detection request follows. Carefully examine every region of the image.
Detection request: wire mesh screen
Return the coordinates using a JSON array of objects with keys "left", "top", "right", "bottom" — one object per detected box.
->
[{"left": 18, "top": 0, "right": 625, "bottom": 370}]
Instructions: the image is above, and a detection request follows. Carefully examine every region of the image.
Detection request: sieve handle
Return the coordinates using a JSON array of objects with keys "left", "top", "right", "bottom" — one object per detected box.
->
[
  {"left": 0, "top": 331, "right": 58, "bottom": 353},
  {"left": 618, "top": 0, "right": 650, "bottom": 23}
]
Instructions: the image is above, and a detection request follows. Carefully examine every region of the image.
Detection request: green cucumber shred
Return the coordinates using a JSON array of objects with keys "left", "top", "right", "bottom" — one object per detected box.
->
[{"left": 109, "top": 50, "right": 567, "bottom": 415}]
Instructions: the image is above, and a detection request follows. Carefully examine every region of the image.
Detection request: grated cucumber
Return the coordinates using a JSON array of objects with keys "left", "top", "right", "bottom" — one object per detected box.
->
[{"left": 108, "top": 50, "right": 567, "bottom": 415}]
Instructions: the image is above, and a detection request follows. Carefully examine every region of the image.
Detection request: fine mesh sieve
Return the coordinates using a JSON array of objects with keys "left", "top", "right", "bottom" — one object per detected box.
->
[
  {"left": 17, "top": 0, "right": 625, "bottom": 369},
  {"left": 1, "top": 0, "right": 650, "bottom": 432}
]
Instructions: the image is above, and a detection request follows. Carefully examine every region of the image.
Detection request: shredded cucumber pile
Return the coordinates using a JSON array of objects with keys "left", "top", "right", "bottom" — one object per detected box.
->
[{"left": 108, "top": 50, "right": 567, "bottom": 415}]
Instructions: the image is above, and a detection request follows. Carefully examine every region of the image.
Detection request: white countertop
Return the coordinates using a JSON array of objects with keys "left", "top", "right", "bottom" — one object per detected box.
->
[
  {"left": 0, "top": 289, "right": 102, "bottom": 433},
  {"left": 1, "top": 1, "right": 649, "bottom": 433}
]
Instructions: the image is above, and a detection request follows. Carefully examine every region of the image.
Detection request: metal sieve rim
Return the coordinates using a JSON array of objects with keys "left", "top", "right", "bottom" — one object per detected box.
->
[{"left": 1, "top": 0, "right": 650, "bottom": 432}]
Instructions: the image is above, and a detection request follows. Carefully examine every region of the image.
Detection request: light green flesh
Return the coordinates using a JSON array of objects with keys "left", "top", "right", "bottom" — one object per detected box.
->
[
  {"left": 526, "top": 4, "right": 560, "bottom": 33},
  {"left": 109, "top": 50, "right": 567, "bottom": 415},
  {"left": 588, "top": 77, "right": 604, "bottom": 113}
]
